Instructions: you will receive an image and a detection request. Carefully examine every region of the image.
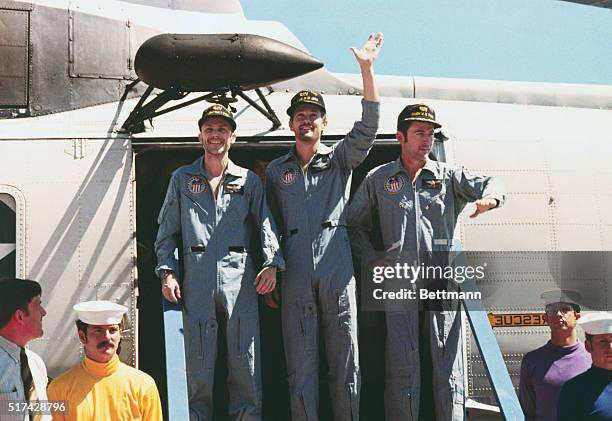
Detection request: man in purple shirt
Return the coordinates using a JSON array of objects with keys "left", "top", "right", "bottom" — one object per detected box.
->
[{"left": 519, "top": 290, "right": 592, "bottom": 420}]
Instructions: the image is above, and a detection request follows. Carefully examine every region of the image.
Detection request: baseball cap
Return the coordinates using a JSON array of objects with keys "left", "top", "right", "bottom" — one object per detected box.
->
[
  {"left": 286, "top": 90, "right": 326, "bottom": 117},
  {"left": 397, "top": 103, "right": 442, "bottom": 130},
  {"left": 198, "top": 104, "right": 236, "bottom": 131}
]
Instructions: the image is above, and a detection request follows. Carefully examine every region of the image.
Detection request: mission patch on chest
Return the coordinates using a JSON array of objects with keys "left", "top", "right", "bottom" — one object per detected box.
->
[
  {"left": 280, "top": 167, "right": 299, "bottom": 185},
  {"left": 384, "top": 174, "right": 405, "bottom": 195},
  {"left": 187, "top": 176, "right": 207, "bottom": 194}
]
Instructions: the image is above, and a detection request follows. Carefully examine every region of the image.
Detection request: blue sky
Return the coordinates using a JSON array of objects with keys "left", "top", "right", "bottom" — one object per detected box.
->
[{"left": 243, "top": 0, "right": 612, "bottom": 85}]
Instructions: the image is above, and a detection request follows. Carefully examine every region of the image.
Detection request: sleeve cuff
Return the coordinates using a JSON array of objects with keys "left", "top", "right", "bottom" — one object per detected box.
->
[
  {"left": 361, "top": 99, "right": 380, "bottom": 128},
  {"left": 265, "top": 255, "right": 286, "bottom": 272},
  {"left": 155, "top": 263, "right": 178, "bottom": 279}
]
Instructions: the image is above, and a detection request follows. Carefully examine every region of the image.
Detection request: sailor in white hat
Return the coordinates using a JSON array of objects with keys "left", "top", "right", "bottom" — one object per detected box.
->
[
  {"left": 71, "top": 300, "right": 127, "bottom": 363},
  {"left": 518, "top": 289, "right": 591, "bottom": 421},
  {"left": 73, "top": 300, "right": 126, "bottom": 325},
  {"left": 47, "top": 301, "right": 162, "bottom": 420},
  {"left": 557, "top": 312, "right": 612, "bottom": 420}
]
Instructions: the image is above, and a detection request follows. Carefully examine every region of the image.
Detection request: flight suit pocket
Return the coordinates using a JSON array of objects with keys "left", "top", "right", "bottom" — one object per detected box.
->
[
  {"left": 187, "top": 319, "right": 217, "bottom": 370},
  {"left": 380, "top": 194, "right": 413, "bottom": 239},
  {"left": 237, "top": 313, "right": 257, "bottom": 374},
  {"left": 388, "top": 382, "right": 415, "bottom": 421},
  {"left": 225, "top": 184, "right": 248, "bottom": 217},
  {"left": 299, "top": 300, "right": 317, "bottom": 353},
  {"left": 419, "top": 180, "right": 447, "bottom": 214},
  {"left": 386, "top": 312, "right": 418, "bottom": 369},
  {"left": 186, "top": 320, "right": 203, "bottom": 362},
  {"left": 277, "top": 183, "right": 299, "bottom": 233}
]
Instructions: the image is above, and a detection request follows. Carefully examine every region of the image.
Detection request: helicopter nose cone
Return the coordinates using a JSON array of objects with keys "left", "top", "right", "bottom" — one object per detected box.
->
[{"left": 135, "top": 33, "right": 324, "bottom": 91}]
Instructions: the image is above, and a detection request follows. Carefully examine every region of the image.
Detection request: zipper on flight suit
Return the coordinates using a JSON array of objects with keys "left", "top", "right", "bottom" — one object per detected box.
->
[
  {"left": 300, "top": 161, "right": 318, "bottom": 284},
  {"left": 412, "top": 176, "right": 421, "bottom": 267},
  {"left": 211, "top": 175, "right": 225, "bottom": 294}
]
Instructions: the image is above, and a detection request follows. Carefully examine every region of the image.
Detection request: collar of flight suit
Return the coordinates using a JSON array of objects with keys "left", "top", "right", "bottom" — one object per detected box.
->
[
  {"left": 280, "top": 142, "right": 333, "bottom": 164},
  {"left": 389, "top": 157, "right": 443, "bottom": 180},
  {"left": 185, "top": 156, "right": 246, "bottom": 180}
]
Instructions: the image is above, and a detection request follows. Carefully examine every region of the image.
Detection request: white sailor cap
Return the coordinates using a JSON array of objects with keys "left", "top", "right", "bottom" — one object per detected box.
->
[
  {"left": 73, "top": 300, "right": 128, "bottom": 325},
  {"left": 540, "top": 289, "right": 582, "bottom": 307},
  {"left": 578, "top": 312, "right": 612, "bottom": 335}
]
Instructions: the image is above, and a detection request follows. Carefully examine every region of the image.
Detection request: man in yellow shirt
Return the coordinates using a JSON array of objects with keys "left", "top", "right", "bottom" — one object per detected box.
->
[{"left": 47, "top": 301, "right": 163, "bottom": 420}]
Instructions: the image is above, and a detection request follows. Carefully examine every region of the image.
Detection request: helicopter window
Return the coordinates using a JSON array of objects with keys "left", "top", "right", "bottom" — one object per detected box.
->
[{"left": 0, "top": 194, "right": 16, "bottom": 278}]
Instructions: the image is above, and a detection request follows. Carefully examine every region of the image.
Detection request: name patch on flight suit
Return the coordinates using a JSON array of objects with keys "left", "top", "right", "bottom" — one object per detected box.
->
[
  {"left": 187, "top": 176, "right": 207, "bottom": 194},
  {"left": 422, "top": 179, "right": 442, "bottom": 190},
  {"left": 384, "top": 174, "right": 405, "bottom": 195},
  {"left": 280, "top": 167, "right": 299, "bottom": 185},
  {"left": 310, "top": 155, "right": 331, "bottom": 173},
  {"left": 225, "top": 184, "right": 244, "bottom": 194}
]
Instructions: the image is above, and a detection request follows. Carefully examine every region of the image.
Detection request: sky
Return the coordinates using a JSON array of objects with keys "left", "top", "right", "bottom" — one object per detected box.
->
[{"left": 242, "top": 0, "right": 612, "bottom": 85}]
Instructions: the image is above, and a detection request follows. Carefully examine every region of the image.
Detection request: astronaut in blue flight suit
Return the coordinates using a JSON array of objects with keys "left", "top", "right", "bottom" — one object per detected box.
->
[
  {"left": 348, "top": 103, "right": 506, "bottom": 421},
  {"left": 264, "top": 33, "right": 383, "bottom": 421},
  {"left": 155, "top": 104, "right": 285, "bottom": 421}
]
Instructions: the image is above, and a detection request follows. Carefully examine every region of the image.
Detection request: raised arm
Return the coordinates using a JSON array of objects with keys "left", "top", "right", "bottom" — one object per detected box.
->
[
  {"left": 333, "top": 33, "right": 384, "bottom": 171},
  {"left": 351, "top": 32, "right": 383, "bottom": 102}
]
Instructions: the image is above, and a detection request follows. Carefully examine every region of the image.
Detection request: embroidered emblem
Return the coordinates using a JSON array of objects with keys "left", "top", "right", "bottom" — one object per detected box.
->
[
  {"left": 399, "top": 198, "right": 412, "bottom": 211},
  {"left": 280, "top": 168, "right": 298, "bottom": 185},
  {"left": 226, "top": 184, "right": 244, "bottom": 194},
  {"left": 384, "top": 174, "right": 405, "bottom": 195},
  {"left": 187, "top": 176, "right": 206, "bottom": 194},
  {"left": 423, "top": 179, "right": 442, "bottom": 190}
]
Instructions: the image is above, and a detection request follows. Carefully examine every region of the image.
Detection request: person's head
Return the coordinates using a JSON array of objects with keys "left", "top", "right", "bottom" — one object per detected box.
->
[
  {"left": 541, "top": 290, "right": 582, "bottom": 336},
  {"left": 197, "top": 104, "right": 237, "bottom": 156},
  {"left": 396, "top": 103, "right": 441, "bottom": 162},
  {"left": 287, "top": 90, "right": 327, "bottom": 144},
  {"left": 579, "top": 312, "right": 612, "bottom": 370},
  {"left": 543, "top": 302, "right": 581, "bottom": 333},
  {"left": 74, "top": 301, "right": 127, "bottom": 363},
  {"left": 0, "top": 278, "right": 46, "bottom": 346}
]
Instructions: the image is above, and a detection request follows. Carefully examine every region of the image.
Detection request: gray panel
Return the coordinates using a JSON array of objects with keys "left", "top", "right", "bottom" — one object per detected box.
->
[
  {"left": 0, "top": 76, "right": 27, "bottom": 106},
  {"left": 0, "top": 8, "right": 28, "bottom": 107},
  {"left": 0, "top": 8, "right": 27, "bottom": 44},
  {"left": 26, "top": 5, "right": 148, "bottom": 116},
  {"left": 28, "top": 5, "right": 70, "bottom": 114},
  {"left": 70, "top": 11, "right": 130, "bottom": 79},
  {"left": 0, "top": 46, "right": 26, "bottom": 76}
]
